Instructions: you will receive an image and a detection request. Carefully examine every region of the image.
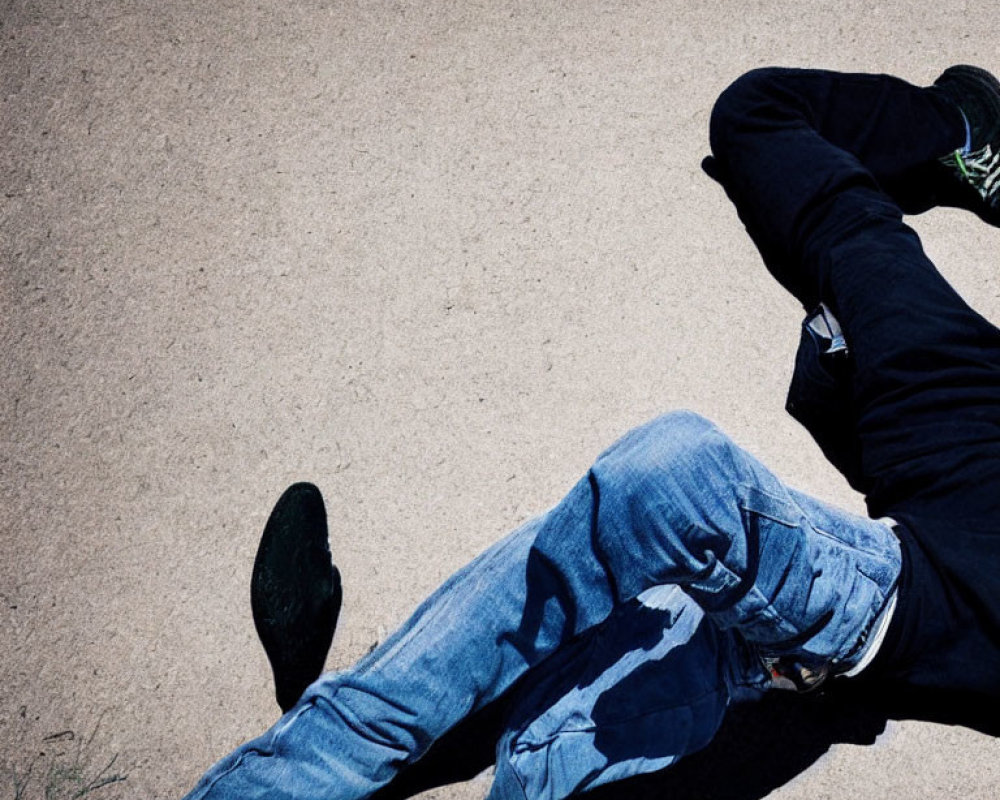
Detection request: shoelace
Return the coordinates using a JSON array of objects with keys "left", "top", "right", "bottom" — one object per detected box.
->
[{"left": 953, "top": 143, "right": 1000, "bottom": 203}]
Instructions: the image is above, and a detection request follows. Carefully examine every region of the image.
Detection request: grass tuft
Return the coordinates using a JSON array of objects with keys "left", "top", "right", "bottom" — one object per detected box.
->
[{"left": 7, "top": 713, "right": 128, "bottom": 800}]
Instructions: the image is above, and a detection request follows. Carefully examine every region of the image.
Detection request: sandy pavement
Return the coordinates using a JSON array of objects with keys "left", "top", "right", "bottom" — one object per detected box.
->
[{"left": 2, "top": 2, "right": 999, "bottom": 798}]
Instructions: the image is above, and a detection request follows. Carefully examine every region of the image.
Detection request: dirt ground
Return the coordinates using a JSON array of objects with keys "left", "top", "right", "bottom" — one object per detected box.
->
[{"left": 2, "top": 2, "right": 999, "bottom": 798}]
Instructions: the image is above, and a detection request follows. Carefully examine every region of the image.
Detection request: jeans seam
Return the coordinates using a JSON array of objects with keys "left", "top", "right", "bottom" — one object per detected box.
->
[
  {"left": 501, "top": 744, "right": 532, "bottom": 800},
  {"left": 195, "top": 749, "right": 269, "bottom": 797},
  {"left": 738, "top": 502, "right": 797, "bottom": 527},
  {"left": 809, "top": 523, "right": 891, "bottom": 558},
  {"left": 738, "top": 483, "right": 800, "bottom": 526}
]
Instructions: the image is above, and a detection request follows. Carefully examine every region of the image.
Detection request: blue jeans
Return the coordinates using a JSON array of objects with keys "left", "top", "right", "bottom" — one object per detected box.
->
[{"left": 182, "top": 411, "right": 900, "bottom": 800}]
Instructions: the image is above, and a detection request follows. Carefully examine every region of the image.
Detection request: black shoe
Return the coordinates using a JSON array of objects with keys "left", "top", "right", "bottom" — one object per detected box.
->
[
  {"left": 932, "top": 65, "right": 1000, "bottom": 225},
  {"left": 251, "top": 482, "right": 342, "bottom": 713}
]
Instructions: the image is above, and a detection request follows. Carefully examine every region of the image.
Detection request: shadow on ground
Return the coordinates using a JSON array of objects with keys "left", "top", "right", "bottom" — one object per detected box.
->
[{"left": 375, "top": 684, "right": 998, "bottom": 800}]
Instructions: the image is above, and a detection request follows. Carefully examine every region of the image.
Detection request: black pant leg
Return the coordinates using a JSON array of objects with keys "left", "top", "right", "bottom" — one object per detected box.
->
[{"left": 709, "top": 67, "right": 1000, "bottom": 516}]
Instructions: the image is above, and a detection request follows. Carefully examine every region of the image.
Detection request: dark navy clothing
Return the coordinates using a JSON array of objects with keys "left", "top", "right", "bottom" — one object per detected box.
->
[{"left": 709, "top": 67, "right": 1000, "bottom": 698}]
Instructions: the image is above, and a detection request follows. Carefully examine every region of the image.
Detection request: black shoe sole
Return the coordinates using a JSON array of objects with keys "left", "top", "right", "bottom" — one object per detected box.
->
[
  {"left": 935, "top": 65, "right": 1000, "bottom": 146},
  {"left": 251, "top": 482, "right": 342, "bottom": 713}
]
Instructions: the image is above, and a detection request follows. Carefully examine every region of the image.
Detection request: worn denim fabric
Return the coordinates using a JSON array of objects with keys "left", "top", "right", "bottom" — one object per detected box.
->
[
  {"left": 484, "top": 586, "right": 764, "bottom": 800},
  {"left": 182, "top": 411, "right": 900, "bottom": 800}
]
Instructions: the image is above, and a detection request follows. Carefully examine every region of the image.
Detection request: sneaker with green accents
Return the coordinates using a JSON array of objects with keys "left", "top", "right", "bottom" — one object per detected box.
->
[{"left": 933, "top": 65, "right": 1000, "bottom": 225}]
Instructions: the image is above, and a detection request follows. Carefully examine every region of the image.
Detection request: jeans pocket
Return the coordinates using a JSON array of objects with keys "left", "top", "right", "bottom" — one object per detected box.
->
[
  {"left": 727, "top": 484, "right": 867, "bottom": 652},
  {"left": 734, "top": 485, "right": 813, "bottom": 638}
]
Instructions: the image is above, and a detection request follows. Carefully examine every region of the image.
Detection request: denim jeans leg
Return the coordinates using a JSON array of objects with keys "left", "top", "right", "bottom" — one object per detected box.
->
[
  {"left": 180, "top": 518, "right": 549, "bottom": 800},
  {"left": 181, "top": 411, "right": 900, "bottom": 800},
  {"left": 586, "top": 412, "right": 900, "bottom": 666},
  {"left": 487, "top": 586, "right": 768, "bottom": 800}
]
